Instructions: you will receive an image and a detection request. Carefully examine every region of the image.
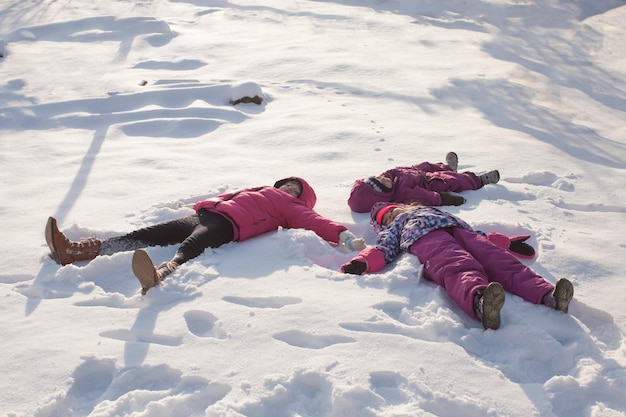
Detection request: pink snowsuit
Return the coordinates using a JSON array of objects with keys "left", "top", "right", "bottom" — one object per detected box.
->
[
  {"left": 348, "top": 162, "right": 483, "bottom": 213},
  {"left": 346, "top": 206, "right": 555, "bottom": 320}
]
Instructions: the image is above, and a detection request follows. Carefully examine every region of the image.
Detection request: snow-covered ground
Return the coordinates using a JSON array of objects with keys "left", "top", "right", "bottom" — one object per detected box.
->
[{"left": 1, "top": 0, "right": 625, "bottom": 416}]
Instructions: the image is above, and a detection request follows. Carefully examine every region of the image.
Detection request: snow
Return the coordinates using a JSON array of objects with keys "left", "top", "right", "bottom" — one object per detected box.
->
[{"left": 1, "top": 0, "right": 625, "bottom": 416}]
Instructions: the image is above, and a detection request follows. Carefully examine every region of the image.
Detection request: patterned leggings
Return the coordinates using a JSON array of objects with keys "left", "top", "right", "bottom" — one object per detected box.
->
[{"left": 98, "top": 210, "right": 234, "bottom": 264}]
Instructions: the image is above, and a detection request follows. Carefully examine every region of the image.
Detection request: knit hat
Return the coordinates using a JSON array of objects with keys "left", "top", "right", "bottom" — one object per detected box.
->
[
  {"left": 365, "top": 176, "right": 392, "bottom": 193},
  {"left": 347, "top": 177, "right": 394, "bottom": 213},
  {"left": 371, "top": 202, "right": 399, "bottom": 225}
]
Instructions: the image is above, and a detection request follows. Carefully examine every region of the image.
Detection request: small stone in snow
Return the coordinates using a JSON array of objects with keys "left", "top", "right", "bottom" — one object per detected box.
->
[{"left": 230, "top": 81, "right": 264, "bottom": 105}]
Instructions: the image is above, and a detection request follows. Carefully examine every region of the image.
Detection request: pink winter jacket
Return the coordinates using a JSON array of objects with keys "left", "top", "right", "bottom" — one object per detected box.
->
[{"left": 193, "top": 177, "right": 347, "bottom": 244}]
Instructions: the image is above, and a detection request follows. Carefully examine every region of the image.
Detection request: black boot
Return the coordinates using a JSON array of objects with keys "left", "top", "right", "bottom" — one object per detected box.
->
[
  {"left": 474, "top": 282, "right": 505, "bottom": 330},
  {"left": 542, "top": 278, "right": 574, "bottom": 313}
]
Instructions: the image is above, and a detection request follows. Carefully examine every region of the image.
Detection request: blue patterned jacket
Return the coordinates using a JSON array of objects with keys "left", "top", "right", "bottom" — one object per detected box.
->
[{"left": 372, "top": 206, "right": 473, "bottom": 264}]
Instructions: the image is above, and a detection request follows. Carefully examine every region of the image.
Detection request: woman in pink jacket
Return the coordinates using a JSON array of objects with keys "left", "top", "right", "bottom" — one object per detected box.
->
[
  {"left": 46, "top": 177, "right": 365, "bottom": 294},
  {"left": 347, "top": 152, "right": 500, "bottom": 213},
  {"left": 341, "top": 202, "right": 574, "bottom": 330}
]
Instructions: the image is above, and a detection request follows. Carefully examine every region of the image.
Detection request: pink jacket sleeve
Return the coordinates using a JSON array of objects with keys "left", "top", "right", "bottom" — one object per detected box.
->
[
  {"left": 342, "top": 247, "right": 387, "bottom": 273},
  {"left": 282, "top": 203, "right": 347, "bottom": 244}
]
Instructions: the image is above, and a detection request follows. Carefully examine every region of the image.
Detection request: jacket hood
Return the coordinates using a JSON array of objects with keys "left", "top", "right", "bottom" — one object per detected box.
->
[
  {"left": 347, "top": 179, "right": 392, "bottom": 213},
  {"left": 274, "top": 176, "right": 317, "bottom": 209}
]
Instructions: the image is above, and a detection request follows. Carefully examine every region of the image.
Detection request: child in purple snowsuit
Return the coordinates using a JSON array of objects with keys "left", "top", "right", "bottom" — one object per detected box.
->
[
  {"left": 347, "top": 152, "right": 500, "bottom": 213},
  {"left": 341, "top": 203, "right": 574, "bottom": 330}
]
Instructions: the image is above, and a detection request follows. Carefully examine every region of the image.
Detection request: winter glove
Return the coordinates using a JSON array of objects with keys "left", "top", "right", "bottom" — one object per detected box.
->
[
  {"left": 338, "top": 230, "right": 366, "bottom": 253},
  {"left": 487, "top": 232, "right": 536, "bottom": 259},
  {"left": 341, "top": 260, "right": 367, "bottom": 275},
  {"left": 439, "top": 191, "right": 465, "bottom": 206},
  {"left": 508, "top": 235, "right": 536, "bottom": 259}
]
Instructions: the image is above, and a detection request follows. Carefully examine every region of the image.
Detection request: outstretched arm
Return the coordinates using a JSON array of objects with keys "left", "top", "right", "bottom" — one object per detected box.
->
[
  {"left": 338, "top": 230, "right": 366, "bottom": 252},
  {"left": 341, "top": 247, "right": 387, "bottom": 274}
]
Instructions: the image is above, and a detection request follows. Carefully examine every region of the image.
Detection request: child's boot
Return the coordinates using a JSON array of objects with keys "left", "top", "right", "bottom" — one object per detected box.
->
[
  {"left": 474, "top": 282, "right": 505, "bottom": 330},
  {"left": 445, "top": 152, "right": 458, "bottom": 172},
  {"left": 479, "top": 170, "right": 500, "bottom": 186},
  {"left": 132, "top": 249, "right": 179, "bottom": 295},
  {"left": 542, "top": 278, "right": 574, "bottom": 313},
  {"left": 45, "top": 217, "right": 101, "bottom": 265}
]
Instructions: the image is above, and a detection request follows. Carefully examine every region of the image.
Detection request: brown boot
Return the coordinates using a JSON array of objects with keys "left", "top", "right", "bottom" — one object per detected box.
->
[
  {"left": 132, "top": 249, "right": 179, "bottom": 295},
  {"left": 45, "top": 217, "right": 101, "bottom": 265}
]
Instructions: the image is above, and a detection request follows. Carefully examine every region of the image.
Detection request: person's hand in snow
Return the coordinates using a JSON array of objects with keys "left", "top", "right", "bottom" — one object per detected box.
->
[
  {"left": 438, "top": 191, "right": 465, "bottom": 206},
  {"left": 338, "top": 230, "right": 366, "bottom": 252},
  {"left": 341, "top": 260, "right": 367, "bottom": 275}
]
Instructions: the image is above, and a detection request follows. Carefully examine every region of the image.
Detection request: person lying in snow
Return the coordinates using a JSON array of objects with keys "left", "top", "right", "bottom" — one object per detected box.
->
[
  {"left": 46, "top": 177, "right": 366, "bottom": 295},
  {"left": 340, "top": 202, "right": 574, "bottom": 330},
  {"left": 347, "top": 152, "right": 501, "bottom": 213}
]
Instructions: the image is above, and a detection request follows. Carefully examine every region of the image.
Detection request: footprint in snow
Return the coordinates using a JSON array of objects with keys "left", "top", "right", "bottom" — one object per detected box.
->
[
  {"left": 37, "top": 359, "right": 230, "bottom": 416},
  {"left": 369, "top": 371, "right": 410, "bottom": 405},
  {"left": 222, "top": 295, "right": 302, "bottom": 309},
  {"left": 273, "top": 330, "right": 356, "bottom": 349},
  {"left": 184, "top": 309, "right": 228, "bottom": 339}
]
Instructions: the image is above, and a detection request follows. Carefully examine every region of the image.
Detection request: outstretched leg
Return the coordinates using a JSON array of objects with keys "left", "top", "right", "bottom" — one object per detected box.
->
[
  {"left": 478, "top": 282, "right": 505, "bottom": 330},
  {"left": 424, "top": 171, "right": 483, "bottom": 193},
  {"left": 99, "top": 210, "right": 233, "bottom": 262},
  {"left": 45, "top": 217, "right": 101, "bottom": 265},
  {"left": 408, "top": 229, "right": 491, "bottom": 321},
  {"left": 131, "top": 250, "right": 181, "bottom": 295},
  {"left": 132, "top": 249, "right": 160, "bottom": 295},
  {"left": 131, "top": 210, "right": 234, "bottom": 294},
  {"left": 170, "top": 210, "right": 234, "bottom": 264},
  {"left": 449, "top": 228, "right": 554, "bottom": 305},
  {"left": 542, "top": 278, "right": 574, "bottom": 313},
  {"left": 98, "top": 214, "right": 201, "bottom": 256}
]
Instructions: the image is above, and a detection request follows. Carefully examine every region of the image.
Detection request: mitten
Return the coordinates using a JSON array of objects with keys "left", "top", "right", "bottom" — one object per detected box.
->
[
  {"left": 487, "top": 232, "right": 536, "bottom": 259},
  {"left": 338, "top": 230, "right": 366, "bottom": 252},
  {"left": 439, "top": 191, "right": 465, "bottom": 206},
  {"left": 342, "top": 260, "right": 367, "bottom": 275},
  {"left": 508, "top": 235, "right": 536, "bottom": 259}
]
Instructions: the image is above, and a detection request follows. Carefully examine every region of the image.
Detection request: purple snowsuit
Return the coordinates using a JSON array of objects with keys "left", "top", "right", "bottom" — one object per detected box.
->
[
  {"left": 347, "top": 162, "right": 483, "bottom": 213},
  {"left": 345, "top": 206, "right": 555, "bottom": 320}
]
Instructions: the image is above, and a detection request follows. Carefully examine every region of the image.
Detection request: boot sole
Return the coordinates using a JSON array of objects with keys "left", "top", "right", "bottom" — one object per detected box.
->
[
  {"left": 45, "top": 217, "right": 61, "bottom": 264},
  {"left": 554, "top": 278, "right": 574, "bottom": 313},
  {"left": 132, "top": 249, "right": 158, "bottom": 295},
  {"left": 482, "top": 282, "right": 505, "bottom": 330},
  {"left": 446, "top": 152, "right": 458, "bottom": 172}
]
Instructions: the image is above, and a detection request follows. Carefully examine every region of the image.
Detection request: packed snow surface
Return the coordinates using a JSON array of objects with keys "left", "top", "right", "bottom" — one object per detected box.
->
[{"left": 1, "top": 1, "right": 625, "bottom": 416}]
